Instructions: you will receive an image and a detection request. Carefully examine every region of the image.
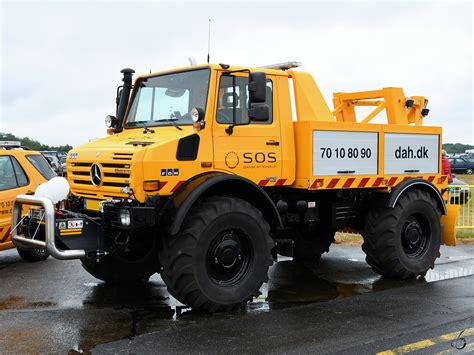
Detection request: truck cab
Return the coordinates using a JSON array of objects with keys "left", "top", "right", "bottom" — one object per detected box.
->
[{"left": 12, "top": 62, "right": 458, "bottom": 311}]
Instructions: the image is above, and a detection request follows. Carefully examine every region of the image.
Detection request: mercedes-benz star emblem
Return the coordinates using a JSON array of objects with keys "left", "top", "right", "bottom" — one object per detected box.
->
[{"left": 90, "top": 163, "right": 102, "bottom": 186}]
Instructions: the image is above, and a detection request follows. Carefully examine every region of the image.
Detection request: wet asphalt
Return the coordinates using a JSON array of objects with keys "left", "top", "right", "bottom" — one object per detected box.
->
[{"left": 0, "top": 244, "right": 472, "bottom": 353}]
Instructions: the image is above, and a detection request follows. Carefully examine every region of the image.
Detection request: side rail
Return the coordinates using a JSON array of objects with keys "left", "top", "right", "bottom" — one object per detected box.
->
[
  {"left": 11, "top": 194, "right": 86, "bottom": 260},
  {"left": 447, "top": 184, "right": 473, "bottom": 236}
]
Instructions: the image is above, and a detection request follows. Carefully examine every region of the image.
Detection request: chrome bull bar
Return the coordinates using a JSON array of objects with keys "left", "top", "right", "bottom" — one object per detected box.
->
[{"left": 11, "top": 194, "right": 86, "bottom": 260}]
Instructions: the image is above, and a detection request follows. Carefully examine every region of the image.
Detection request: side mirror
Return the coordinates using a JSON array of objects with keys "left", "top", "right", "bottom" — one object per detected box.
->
[
  {"left": 248, "top": 104, "right": 269, "bottom": 121},
  {"left": 248, "top": 72, "right": 266, "bottom": 103}
]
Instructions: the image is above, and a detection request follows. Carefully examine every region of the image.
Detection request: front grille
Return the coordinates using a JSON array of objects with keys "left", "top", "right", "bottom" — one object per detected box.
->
[
  {"left": 112, "top": 152, "right": 134, "bottom": 161},
  {"left": 69, "top": 152, "right": 134, "bottom": 199}
]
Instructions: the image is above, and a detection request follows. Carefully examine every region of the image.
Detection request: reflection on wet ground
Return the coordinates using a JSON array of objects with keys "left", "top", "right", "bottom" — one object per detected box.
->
[{"left": 0, "top": 245, "right": 473, "bottom": 353}]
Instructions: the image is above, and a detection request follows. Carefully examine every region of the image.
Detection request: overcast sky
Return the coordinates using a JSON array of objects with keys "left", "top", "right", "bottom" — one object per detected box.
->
[{"left": 1, "top": 0, "right": 472, "bottom": 146}]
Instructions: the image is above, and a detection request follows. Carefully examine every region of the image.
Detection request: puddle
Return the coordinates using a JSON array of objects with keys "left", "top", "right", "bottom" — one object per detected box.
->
[
  {"left": 0, "top": 247, "right": 473, "bottom": 353},
  {"left": 0, "top": 296, "right": 56, "bottom": 310}
]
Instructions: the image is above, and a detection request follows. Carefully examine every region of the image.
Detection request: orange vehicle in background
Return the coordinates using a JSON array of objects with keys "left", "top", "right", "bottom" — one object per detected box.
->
[{"left": 0, "top": 141, "right": 54, "bottom": 261}]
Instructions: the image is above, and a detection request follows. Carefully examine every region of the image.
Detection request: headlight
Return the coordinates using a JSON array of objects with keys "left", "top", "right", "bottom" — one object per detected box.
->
[
  {"left": 105, "top": 115, "right": 118, "bottom": 128},
  {"left": 191, "top": 107, "right": 204, "bottom": 122},
  {"left": 119, "top": 209, "right": 131, "bottom": 226}
]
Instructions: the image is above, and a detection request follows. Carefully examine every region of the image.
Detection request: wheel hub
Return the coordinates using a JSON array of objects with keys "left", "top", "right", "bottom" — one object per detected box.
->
[
  {"left": 207, "top": 229, "right": 251, "bottom": 286},
  {"left": 402, "top": 216, "right": 430, "bottom": 258},
  {"left": 214, "top": 239, "right": 241, "bottom": 269},
  {"left": 405, "top": 221, "right": 422, "bottom": 245}
]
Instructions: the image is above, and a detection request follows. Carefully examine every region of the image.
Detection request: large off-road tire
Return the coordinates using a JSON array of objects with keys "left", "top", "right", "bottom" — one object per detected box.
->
[
  {"left": 362, "top": 189, "right": 441, "bottom": 279},
  {"left": 17, "top": 247, "right": 49, "bottom": 262},
  {"left": 81, "top": 231, "right": 158, "bottom": 284},
  {"left": 159, "top": 196, "right": 274, "bottom": 312},
  {"left": 292, "top": 224, "right": 336, "bottom": 263}
]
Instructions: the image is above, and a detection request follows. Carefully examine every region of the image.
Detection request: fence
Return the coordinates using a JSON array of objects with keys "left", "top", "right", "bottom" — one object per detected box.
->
[{"left": 447, "top": 185, "right": 474, "bottom": 237}]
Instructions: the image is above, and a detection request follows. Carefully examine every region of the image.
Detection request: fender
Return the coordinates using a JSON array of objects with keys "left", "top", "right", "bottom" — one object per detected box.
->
[
  {"left": 168, "top": 173, "right": 282, "bottom": 235},
  {"left": 387, "top": 178, "right": 447, "bottom": 215}
]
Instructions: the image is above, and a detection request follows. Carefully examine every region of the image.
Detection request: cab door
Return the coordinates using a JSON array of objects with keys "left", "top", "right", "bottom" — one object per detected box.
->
[
  {"left": 0, "top": 155, "right": 31, "bottom": 249},
  {"left": 212, "top": 72, "right": 282, "bottom": 186}
]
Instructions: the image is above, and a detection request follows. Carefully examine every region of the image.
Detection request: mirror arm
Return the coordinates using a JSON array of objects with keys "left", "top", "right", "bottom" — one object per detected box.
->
[
  {"left": 226, "top": 75, "right": 237, "bottom": 136},
  {"left": 115, "top": 85, "right": 123, "bottom": 116}
]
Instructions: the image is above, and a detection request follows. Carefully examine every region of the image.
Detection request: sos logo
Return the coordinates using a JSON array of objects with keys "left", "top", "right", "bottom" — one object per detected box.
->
[{"left": 243, "top": 152, "right": 277, "bottom": 164}]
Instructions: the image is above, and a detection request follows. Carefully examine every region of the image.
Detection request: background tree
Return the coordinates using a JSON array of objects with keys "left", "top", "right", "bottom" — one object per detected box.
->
[{"left": 0, "top": 132, "right": 73, "bottom": 152}]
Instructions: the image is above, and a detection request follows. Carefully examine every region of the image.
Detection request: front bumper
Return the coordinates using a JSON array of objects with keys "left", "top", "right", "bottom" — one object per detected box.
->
[
  {"left": 11, "top": 195, "right": 158, "bottom": 261},
  {"left": 11, "top": 195, "right": 86, "bottom": 260}
]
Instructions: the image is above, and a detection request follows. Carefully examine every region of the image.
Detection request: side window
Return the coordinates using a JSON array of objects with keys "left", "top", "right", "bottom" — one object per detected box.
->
[
  {"left": 11, "top": 157, "right": 29, "bottom": 187},
  {"left": 0, "top": 156, "right": 19, "bottom": 191},
  {"left": 26, "top": 155, "right": 55, "bottom": 180},
  {"left": 216, "top": 75, "right": 273, "bottom": 124}
]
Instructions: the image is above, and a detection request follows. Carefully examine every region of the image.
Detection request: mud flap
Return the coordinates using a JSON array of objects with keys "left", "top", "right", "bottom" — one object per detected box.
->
[{"left": 441, "top": 204, "right": 460, "bottom": 246}]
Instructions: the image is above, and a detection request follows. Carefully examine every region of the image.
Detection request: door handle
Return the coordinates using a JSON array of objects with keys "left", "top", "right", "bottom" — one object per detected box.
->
[{"left": 266, "top": 140, "right": 280, "bottom": 146}]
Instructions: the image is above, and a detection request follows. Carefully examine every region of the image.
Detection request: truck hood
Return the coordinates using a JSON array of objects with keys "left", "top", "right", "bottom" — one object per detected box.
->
[
  {"left": 73, "top": 126, "right": 194, "bottom": 153},
  {"left": 67, "top": 126, "right": 195, "bottom": 201}
]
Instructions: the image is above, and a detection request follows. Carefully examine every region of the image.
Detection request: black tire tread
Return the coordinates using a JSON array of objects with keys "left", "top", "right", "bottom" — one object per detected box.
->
[
  {"left": 17, "top": 248, "right": 49, "bottom": 262},
  {"left": 362, "top": 189, "right": 441, "bottom": 279},
  {"left": 159, "top": 196, "right": 273, "bottom": 312}
]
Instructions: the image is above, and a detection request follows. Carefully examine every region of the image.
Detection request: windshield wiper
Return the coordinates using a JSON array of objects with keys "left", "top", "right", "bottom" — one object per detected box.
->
[
  {"left": 155, "top": 118, "right": 183, "bottom": 131},
  {"left": 127, "top": 122, "right": 155, "bottom": 134}
]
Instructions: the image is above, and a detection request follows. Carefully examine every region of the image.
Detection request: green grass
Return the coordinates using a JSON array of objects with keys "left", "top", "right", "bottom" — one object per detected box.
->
[{"left": 455, "top": 174, "right": 474, "bottom": 185}]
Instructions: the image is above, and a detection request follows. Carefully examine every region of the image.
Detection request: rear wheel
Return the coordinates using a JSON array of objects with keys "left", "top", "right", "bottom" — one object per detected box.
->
[
  {"left": 17, "top": 247, "right": 49, "bottom": 262},
  {"left": 160, "top": 196, "right": 274, "bottom": 312},
  {"left": 81, "top": 230, "right": 158, "bottom": 284},
  {"left": 362, "top": 190, "right": 441, "bottom": 279}
]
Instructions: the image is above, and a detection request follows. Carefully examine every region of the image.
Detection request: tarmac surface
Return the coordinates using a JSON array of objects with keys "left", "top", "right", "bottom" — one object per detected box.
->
[{"left": 0, "top": 244, "right": 473, "bottom": 353}]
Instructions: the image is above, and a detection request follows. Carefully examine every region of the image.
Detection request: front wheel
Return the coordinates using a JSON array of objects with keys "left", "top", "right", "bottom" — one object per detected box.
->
[
  {"left": 81, "top": 230, "right": 158, "bottom": 284},
  {"left": 362, "top": 189, "right": 441, "bottom": 279},
  {"left": 466, "top": 168, "right": 473, "bottom": 175},
  {"left": 160, "top": 196, "right": 274, "bottom": 312}
]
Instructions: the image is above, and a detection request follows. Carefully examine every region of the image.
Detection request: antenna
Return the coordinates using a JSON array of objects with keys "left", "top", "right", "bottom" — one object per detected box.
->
[{"left": 207, "top": 19, "right": 211, "bottom": 64}]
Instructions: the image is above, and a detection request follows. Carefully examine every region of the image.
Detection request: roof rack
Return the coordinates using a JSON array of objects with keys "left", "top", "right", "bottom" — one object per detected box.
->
[
  {"left": 0, "top": 141, "right": 32, "bottom": 150},
  {"left": 258, "top": 61, "right": 302, "bottom": 71},
  {"left": 0, "top": 141, "right": 21, "bottom": 148}
]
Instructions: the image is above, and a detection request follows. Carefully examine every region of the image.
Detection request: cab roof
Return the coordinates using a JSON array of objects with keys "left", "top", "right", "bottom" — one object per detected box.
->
[{"left": 137, "top": 63, "right": 296, "bottom": 81}]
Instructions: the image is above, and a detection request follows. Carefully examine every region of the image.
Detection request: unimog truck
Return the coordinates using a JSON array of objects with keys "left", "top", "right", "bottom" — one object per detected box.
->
[{"left": 12, "top": 62, "right": 459, "bottom": 311}]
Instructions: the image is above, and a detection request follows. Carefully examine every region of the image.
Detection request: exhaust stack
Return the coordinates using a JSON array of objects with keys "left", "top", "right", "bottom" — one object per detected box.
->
[{"left": 115, "top": 68, "right": 135, "bottom": 133}]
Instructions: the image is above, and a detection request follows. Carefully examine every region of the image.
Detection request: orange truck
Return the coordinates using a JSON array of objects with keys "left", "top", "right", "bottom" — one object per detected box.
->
[
  {"left": 1, "top": 142, "right": 54, "bottom": 261},
  {"left": 12, "top": 62, "right": 458, "bottom": 311}
]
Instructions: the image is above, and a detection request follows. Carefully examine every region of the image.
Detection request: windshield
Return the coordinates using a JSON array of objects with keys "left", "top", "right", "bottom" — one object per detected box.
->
[{"left": 125, "top": 68, "right": 210, "bottom": 128}]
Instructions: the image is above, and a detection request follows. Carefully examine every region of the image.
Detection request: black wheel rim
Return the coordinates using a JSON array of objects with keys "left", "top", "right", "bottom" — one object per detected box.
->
[
  {"left": 34, "top": 248, "right": 48, "bottom": 256},
  {"left": 206, "top": 229, "right": 252, "bottom": 287},
  {"left": 401, "top": 214, "right": 431, "bottom": 258}
]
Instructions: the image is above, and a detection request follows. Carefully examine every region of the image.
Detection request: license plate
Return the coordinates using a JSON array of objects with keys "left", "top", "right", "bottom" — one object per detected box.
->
[
  {"left": 84, "top": 199, "right": 101, "bottom": 212},
  {"left": 67, "top": 220, "right": 83, "bottom": 229},
  {"left": 58, "top": 219, "right": 84, "bottom": 237}
]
